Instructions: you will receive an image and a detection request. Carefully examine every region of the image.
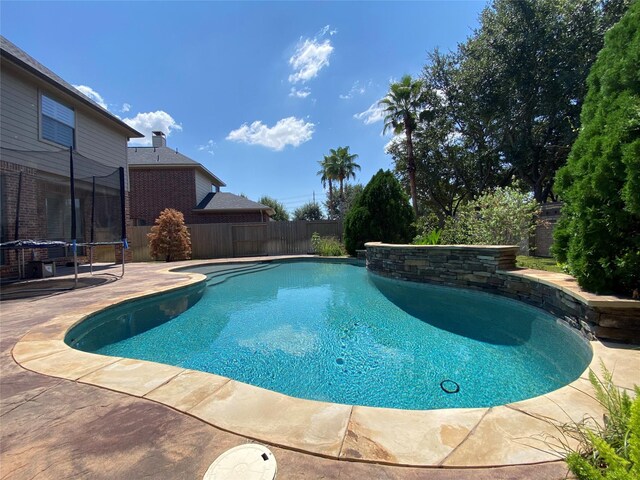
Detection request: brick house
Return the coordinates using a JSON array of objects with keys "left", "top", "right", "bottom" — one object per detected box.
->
[
  {"left": 0, "top": 36, "right": 144, "bottom": 277},
  {"left": 128, "top": 131, "right": 273, "bottom": 225}
]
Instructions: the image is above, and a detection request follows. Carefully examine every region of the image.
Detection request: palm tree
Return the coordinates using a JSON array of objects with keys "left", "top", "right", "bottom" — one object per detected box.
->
[
  {"left": 379, "top": 74, "right": 424, "bottom": 216},
  {"left": 330, "top": 146, "right": 360, "bottom": 202},
  {"left": 317, "top": 154, "right": 339, "bottom": 216}
]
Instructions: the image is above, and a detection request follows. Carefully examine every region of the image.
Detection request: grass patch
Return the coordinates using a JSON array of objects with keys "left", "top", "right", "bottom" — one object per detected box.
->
[{"left": 516, "top": 255, "right": 565, "bottom": 273}]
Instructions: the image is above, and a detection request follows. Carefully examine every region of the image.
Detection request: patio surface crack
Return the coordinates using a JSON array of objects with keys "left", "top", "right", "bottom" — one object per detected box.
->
[{"left": 437, "top": 407, "right": 492, "bottom": 466}]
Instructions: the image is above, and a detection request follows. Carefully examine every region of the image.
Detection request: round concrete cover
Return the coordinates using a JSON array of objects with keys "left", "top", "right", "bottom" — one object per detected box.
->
[{"left": 203, "top": 444, "right": 277, "bottom": 480}]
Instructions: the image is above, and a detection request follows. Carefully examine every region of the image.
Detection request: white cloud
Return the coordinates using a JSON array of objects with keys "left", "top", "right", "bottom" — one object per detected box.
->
[
  {"left": 339, "top": 81, "right": 368, "bottom": 100},
  {"left": 73, "top": 84, "right": 108, "bottom": 110},
  {"left": 226, "top": 116, "right": 315, "bottom": 151},
  {"left": 198, "top": 139, "right": 216, "bottom": 155},
  {"left": 318, "top": 25, "right": 337, "bottom": 37},
  {"left": 124, "top": 111, "right": 182, "bottom": 145},
  {"left": 354, "top": 100, "right": 386, "bottom": 125},
  {"left": 384, "top": 133, "right": 405, "bottom": 153},
  {"left": 121, "top": 103, "right": 131, "bottom": 113},
  {"left": 288, "top": 37, "right": 334, "bottom": 84},
  {"left": 289, "top": 87, "right": 311, "bottom": 98}
]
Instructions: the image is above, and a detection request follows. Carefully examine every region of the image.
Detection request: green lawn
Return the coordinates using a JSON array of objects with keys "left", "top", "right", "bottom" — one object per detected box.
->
[{"left": 515, "top": 255, "right": 565, "bottom": 273}]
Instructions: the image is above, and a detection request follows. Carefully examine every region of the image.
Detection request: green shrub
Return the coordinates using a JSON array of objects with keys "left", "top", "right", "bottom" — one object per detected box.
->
[
  {"left": 548, "top": 364, "right": 639, "bottom": 480},
  {"left": 440, "top": 186, "right": 538, "bottom": 250},
  {"left": 414, "top": 229, "right": 442, "bottom": 245},
  {"left": 552, "top": 2, "right": 640, "bottom": 295},
  {"left": 343, "top": 169, "right": 415, "bottom": 255},
  {"left": 316, "top": 236, "right": 346, "bottom": 256}
]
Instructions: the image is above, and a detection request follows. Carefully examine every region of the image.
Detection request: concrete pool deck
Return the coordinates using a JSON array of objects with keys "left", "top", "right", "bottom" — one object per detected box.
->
[{"left": 2, "top": 258, "right": 638, "bottom": 478}]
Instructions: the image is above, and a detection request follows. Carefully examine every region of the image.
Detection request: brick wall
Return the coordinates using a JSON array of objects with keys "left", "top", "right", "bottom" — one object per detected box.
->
[
  {"left": 130, "top": 168, "right": 267, "bottom": 225},
  {"left": 130, "top": 168, "right": 196, "bottom": 226},
  {"left": 365, "top": 242, "right": 639, "bottom": 343},
  {"left": 1, "top": 161, "right": 46, "bottom": 277}
]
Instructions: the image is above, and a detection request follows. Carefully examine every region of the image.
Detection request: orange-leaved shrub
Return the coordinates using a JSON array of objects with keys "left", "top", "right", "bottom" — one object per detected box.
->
[{"left": 147, "top": 208, "right": 191, "bottom": 262}]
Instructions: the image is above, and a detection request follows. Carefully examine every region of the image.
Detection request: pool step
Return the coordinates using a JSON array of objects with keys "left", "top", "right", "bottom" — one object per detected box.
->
[{"left": 206, "top": 263, "right": 277, "bottom": 287}]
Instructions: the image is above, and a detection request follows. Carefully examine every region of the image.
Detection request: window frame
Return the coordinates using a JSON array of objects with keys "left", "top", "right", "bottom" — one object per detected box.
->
[{"left": 39, "top": 91, "right": 76, "bottom": 149}]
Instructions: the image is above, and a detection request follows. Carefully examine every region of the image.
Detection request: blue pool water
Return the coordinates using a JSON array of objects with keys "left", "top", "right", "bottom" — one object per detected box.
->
[{"left": 67, "top": 260, "right": 592, "bottom": 410}]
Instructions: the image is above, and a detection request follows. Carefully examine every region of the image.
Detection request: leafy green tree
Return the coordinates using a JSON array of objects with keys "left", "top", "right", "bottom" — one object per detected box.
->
[
  {"left": 343, "top": 170, "right": 415, "bottom": 255},
  {"left": 553, "top": 1, "right": 640, "bottom": 295},
  {"left": 380, "top": 75, "right": 425, "bottom": 215},
  {"left": 258, "top": 195, "right": 289, "bottom": 221},
  {"left": 293, "top": 202, "right": 324, "bottom": 221},
  {"left": 458, "top": 0, "right": 630, "bottom": 202},
  {"left": 324, "top": 183, "right": 363, "bottom": 220},
  {"left": 147, "top": 208, "right": 191, "bottom": 261}
]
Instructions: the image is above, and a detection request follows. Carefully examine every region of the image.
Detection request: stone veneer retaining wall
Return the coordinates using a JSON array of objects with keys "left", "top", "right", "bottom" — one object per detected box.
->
[{"left": 365, "top": 242, "right": 640, "bottom": 344}]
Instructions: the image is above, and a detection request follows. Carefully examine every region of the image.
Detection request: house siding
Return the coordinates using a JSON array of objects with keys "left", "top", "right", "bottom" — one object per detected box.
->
[
  {"left": 0, "top": 62, "right": 129, "bottom": 184},
  {"left": 194, "top": 170, "right": 213, "bottom": 205}
]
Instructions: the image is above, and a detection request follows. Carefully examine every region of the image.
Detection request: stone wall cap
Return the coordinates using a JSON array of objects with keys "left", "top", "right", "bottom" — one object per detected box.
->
[
  {"left": 505, "top": 269, "right": 640, "bottom": 310},
  {"left": 365, "top": 242, "right": 519, "bottom": 251}
]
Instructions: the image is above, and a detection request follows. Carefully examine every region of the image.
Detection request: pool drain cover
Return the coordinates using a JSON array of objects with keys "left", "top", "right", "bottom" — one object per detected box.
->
[
  {"left": 440, "top": 380, "right": 460, "bottom": 394},
  {"left": 203, "top": 444, "right": 277, "bottom": 480}
]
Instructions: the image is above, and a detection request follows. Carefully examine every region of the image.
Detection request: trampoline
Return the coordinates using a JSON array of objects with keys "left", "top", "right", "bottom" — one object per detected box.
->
[{"left": 1, "top": 146, "right": 128, "bottom": 287}]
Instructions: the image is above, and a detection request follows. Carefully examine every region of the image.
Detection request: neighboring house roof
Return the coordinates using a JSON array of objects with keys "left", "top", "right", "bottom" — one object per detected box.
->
[
  {"left": 128, "top": 146, "right": 226, "bottom": 187},
  {"left": 195, "top": 192, "right": 275, "bottom": 216},
  {"left": 0, "top": 36, "right": 143, "bottom": 139}
]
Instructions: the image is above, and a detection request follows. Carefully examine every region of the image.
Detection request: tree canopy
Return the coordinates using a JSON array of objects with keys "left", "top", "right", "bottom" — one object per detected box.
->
[
  {"left": 293, "top": 202, "right": 324, "bottom": 221},
  {"left": 384, "top": 0, "right": 631, "bottom": 215},
  {"left": 553, "top": 0, "right": 640, "bottom": 295},
  {"left": 258, "top": 195, "right": 289, "bottom": 221}
]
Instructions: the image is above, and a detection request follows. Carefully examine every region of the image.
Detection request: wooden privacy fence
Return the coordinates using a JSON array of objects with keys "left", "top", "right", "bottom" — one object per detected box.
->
[{"left": 128, "top": 220, "right": 343, "bottom": 262}]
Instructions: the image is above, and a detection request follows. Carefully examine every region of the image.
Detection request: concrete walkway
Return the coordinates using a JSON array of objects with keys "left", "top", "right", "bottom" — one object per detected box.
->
[{"left": 2, "top": 259, "right": 625, "bottom": 479}]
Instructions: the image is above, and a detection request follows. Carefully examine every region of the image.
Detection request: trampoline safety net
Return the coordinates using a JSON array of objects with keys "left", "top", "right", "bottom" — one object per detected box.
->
[{"left": 1, "top": 146, "right": 126, "bottom": 276}]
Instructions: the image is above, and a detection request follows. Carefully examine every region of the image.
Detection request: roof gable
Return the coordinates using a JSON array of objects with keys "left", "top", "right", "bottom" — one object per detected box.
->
[
  {"left": 128, "top": 146, "right": 225, "bottom": 186},
  {"left": 0, "top": 35, "right": 143, "bottom": 139}
]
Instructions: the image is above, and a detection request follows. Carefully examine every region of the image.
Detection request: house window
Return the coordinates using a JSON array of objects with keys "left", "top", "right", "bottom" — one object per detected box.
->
[{"left": 41, "top": 94, "right": 75, "bottom": 148}]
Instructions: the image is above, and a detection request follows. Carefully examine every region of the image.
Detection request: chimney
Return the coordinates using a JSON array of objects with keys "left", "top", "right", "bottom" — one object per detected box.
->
[{"left": 151, "top": 131, "right": 166, "bottom": 148}]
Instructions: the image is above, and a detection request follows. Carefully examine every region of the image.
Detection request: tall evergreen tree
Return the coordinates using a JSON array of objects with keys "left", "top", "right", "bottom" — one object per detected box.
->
[
  {"left": 343, "top": 170, "right": 415, "bottom": 255},
  {"left": 553, "top": 0, "right": 640, "bottom": 295}
]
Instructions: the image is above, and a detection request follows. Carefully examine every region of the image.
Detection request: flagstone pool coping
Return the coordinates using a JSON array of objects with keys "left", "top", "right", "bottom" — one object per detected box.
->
[{"left": 11, "top": 256, "right": 640, "bottom": 468}]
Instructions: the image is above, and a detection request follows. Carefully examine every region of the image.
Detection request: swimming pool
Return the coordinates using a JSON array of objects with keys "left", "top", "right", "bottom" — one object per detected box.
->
[{"left": 67, "top": 260, "right": 592, "bottom": 410}]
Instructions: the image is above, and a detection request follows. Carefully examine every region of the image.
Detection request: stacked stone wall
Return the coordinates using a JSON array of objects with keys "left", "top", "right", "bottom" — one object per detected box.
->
[{"left": 365, "top": 243, "right": 639, "bottom": 343}]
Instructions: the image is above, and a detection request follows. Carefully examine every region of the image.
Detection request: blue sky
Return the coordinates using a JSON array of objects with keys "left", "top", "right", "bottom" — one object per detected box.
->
[{"left": 2, "top": 1, "right": 486, "bottom": 213}]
